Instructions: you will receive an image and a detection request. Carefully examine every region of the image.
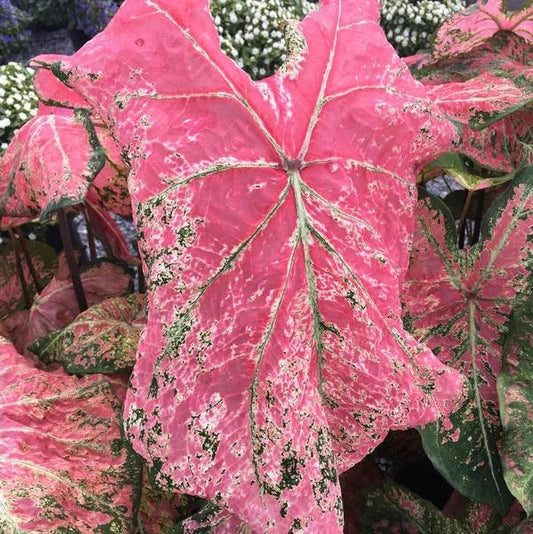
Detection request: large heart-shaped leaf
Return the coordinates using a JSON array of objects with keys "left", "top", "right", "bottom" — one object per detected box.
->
[
  {"left": 22, "top": 0, "right": 466, "bottom": 529},
  {"left": 0, "top": 338, "right": 142, "bottom": 532},
  {"left": 498, "top": 292, "right": 533, "bottom": 516},
  {"left": 30, "top": 294, "right": 146, "bottom": 374},
  {"left": 402, "top": 166, "right": 533, "bottom": 512}
]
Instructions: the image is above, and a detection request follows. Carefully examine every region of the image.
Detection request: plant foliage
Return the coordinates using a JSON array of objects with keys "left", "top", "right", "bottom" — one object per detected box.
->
[{"left": 0, "top": 0, "right": 531, "bottom": 531}]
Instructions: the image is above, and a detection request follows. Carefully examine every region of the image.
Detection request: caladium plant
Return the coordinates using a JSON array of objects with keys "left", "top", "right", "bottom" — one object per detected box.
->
[
  {"left": 15, "top": 0, "right": 471, "bottom": 529},
  {"left": 30, "top": 293, "right": 146, "bottom": 374},
  {"left": 0, "top": 0, "right": 532, "bottom": 531},
  {"left": 0, "top": 338, "right": 142, "bottom": 532}
]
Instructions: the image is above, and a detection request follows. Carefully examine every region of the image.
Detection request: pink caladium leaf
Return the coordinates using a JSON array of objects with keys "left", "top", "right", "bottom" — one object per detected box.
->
[
  {"left": 177, "top": 503, "right": 250, "bottom": 533},
  {"left": 498, "top": 292, "right": 533, "bottom": 516},
  {"left": 361, "top": 480, "right": 523, "bottom": 534},
  {"left": 402, "top": 166, "right": 533, "bottom": 513},
  {"left": 26, "top": 0, "right": 469, "bottom": 529},
  {"left": 22, "top": 257, "right": 133, "bottom": 351},
  {"left": 0, "top": 110, "right": 106, "bottom": 220},
  {"left": 90, "top": 127, "right": 132, "bottom": 217},
  {"left": 0, "top": 240, "right": 57, "bottom": 319},
  {"left": 0, "top": 309, "right": 30, "bottom": 357},
  {"left": 30, "top": 294, "right": 146, "bottom": 374},
  {"left": 0, "top": 337, "right": 142, "bottom": 532},
  {"left": 407, "top": 30, "right": 533, "bottom": 83},
  {"left": 408, "top": 23, "right": 533, "bottom": 177},
  {"left": 431, "top": 0, "right": 533, "bottom": 60}
]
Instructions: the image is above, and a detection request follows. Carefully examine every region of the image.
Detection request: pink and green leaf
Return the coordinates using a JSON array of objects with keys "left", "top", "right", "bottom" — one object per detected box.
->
[
  {"left": 409, "top": 19, "right": 533, "bottom": 176},
  {"left": 22, "top": 257, "right": 133, "bottom": 351},
  {"left": 137, "top": 464, "right": 202, "bottom": 534},
  {"left": 403, "top": 166, "right": 533, "bottom": 512},
  {"left": 176, "top": 502, "right": 250, "bottom": 534},
  {"left": 0, "top": 110, "right": 106, "bottom": 220},
  {"left": 30, "top": 294, "right": 146, "bottom": 374},
  {"left": 360, "top": 480, "right": 471, "bottom": 534},
  {"left": 0, "top": 338, "right": 142, "bottom": 532},
  {"left": 5, "top": 0, "right": 469, "bottom": 529},
  {"left": 431, "top": 0, "right": 533, "bottom": 61},
  {"left": 361, "top": 480, "right": 522, "bottom": 534},
  {"left": 498, "top": 292, "right": 533, "bottom": 516}
]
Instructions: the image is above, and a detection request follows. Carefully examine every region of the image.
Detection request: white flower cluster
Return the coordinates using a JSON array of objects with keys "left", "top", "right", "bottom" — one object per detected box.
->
[
  {"left": 0, "top": 62, "right": 38, "bottom": 154},
  {"left": 380, "top": 0, "right": 464, "bottom": 56},
  {"left": 210, "top": 0, "right": 314, "bottom": 79}
]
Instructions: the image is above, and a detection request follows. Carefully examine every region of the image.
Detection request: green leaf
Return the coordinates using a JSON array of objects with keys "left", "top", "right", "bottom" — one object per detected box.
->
[
  {"left": 420, "top": 152, "right": 516, "bottom": 191},
  {"left": 360, "top": 479, "right": 469, "bottom": 534},
  {"left": 498, "top": 292, "right": 533, "bottom": 516}
]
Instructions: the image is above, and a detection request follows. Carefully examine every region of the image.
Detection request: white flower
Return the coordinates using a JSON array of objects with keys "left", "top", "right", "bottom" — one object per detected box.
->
[{"left": 0, "top": 118, "right": 11, "bottom": 129}]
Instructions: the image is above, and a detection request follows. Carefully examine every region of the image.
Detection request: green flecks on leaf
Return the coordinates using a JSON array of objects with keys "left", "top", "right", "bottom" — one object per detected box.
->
[
  {"left": 279, "top": 442, "right": 304, "bottom": 490},
  {"left": 280, "top": 501, "right": 289, "bottom": 518},
  {"left": 288, "top": 517, "right": 303, "bottom": 533},
  {"left": 50, "top": 61, "right": 72, "bottom": 85},
  {"left": 149, "top": 376, "right": 159, "bottom": 398},
  {"left": 163, "top": 311, "right": 193, "bottom": 359},
  {"left": 175, "top": 221, "right": 197, "bottom": 247},
  {"left": 197, "top": 427, "right": 220, "bottom": 461}
]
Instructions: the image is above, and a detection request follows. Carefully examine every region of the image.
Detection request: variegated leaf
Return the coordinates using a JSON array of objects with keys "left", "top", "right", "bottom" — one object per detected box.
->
[
  {"left": 0, "top": 337, "right": 142, "bottom": 533},
  {"left": 403, "top": 166, "right": 533, "bottom": 512},
  {"left": 30, "top": 294, "right": 145, "bottom": 374},
  {"left": 360, "top": 480, "right": 470, "bottom": 534},
  {"left": 431, "top": 0, "right": 533, "bottom": 61},
  {"left": 22, "top": 257, "right": 133, "bottom": 352},
  {"left": 498, "top": 292, "right": 533, "bottom": 515},
  {"left": 0, "top": 111, "right": 105, "bottom": 220}
]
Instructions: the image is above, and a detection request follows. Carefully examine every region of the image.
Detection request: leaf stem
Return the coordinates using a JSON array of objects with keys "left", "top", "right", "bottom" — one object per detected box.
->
[
  {"left": 84, "top": 205, "right": 98, "bottom": 261},
  {"left": 57, "top": 208, "right": 88, "bottom": 312},
  {"left": 458, "top": 189, "right": 474, "bottom": 249},
  {"left": 13, "top": 227, "right": 43, "bottom": 293},
  {"left": 471, "top": 190, "right": 485, "bottom": 245},
  {"left": 8, "top": 227, "right": 31, "bottom": 308}
]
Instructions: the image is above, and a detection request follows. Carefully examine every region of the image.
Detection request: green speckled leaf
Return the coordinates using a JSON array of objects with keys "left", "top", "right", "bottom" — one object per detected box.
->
[
  {"left": 175, "top": 501, "right": 250, "bottom": 533},
  {"left": 30, "top": 294, "right": 146, "bottom": 374},
  {"left": 22, "top": 258, "right": 133, "bottom": 352},
  {"left": 498, "top": 292, "right": 533, "bottom": 515},
  {"left": 0, "top": 338, "right": 142, "bottom": 533},
  {"left": 360, "top": 479, "right": 469, "bottom": 534},
  {"left": 137, "top": 463, "right": 202, "bottom": 534},
  {"left": 0, "top": 110, "right": 106, "bottom": 220}
]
